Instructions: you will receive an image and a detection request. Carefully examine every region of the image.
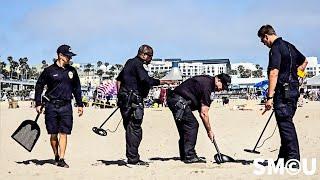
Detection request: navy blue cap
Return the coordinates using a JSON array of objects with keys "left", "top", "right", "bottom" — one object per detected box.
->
[{"left": 57, "top": 45, "right": 76, "bottom": 57}]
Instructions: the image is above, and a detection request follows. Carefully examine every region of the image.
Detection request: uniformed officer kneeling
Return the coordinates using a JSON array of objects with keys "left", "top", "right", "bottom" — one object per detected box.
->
[
  {"left": 116, "top": 44, "right": 173, "bottom": 166},
  {"left": 167, "top": 73, "right": 231, "bottom": 163},
  {"left": 35, "top": 45, "right": 84, "bottom": 168}
]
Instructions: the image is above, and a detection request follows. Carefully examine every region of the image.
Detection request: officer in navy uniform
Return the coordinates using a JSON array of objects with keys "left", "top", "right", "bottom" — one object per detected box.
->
[
  {"left": 167, "top": 73, "right": 231, "bottom": 163},
  {"left": 258, "top": 25, "right": 308, "bottom": 167},
  {"left": 116, "top": 44, "right": 173, "bottom": 166},
  {"left": 35, "top": 45, "right": 84, "bottom": 168}
]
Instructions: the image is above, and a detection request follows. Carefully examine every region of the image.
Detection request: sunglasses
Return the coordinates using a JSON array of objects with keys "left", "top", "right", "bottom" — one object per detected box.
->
[{"left": 144, "top": 53, "right": 153, "bottom": 57}]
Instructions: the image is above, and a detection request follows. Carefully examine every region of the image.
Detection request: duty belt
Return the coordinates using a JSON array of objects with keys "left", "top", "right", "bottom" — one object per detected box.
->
[{"left": 50, "top": 99, "right": 71, "bottom": 107}]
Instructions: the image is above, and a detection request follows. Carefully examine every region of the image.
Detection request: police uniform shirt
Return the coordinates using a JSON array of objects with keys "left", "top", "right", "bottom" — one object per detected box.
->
[
  {"left": 35, "top": 62, "right": 83, "bottom": 107},
  {"left": 268, "top": 37, "right": 305, "bottom": 86},
  {"left": 174, "top": 75, "right": 215, "bottom": 111},
  {"left": 116, "top": 56, "right": 160, "bottom": 98}
]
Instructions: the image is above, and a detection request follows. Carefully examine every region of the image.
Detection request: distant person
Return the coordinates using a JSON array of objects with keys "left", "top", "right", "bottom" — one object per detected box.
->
[
  {"left": 152, "top": 87, "right": 161, "bottom": 107},
  {"left": 159, "top": 87, "right": 167, "bottom": 107},
  {"left": 35, "top": 45, "right": 83, "bottom": 168},
  {"left": 116, "top": 44, "right": 173, "bottom": 166},
  {"left": 258, "top": 25, "right": 308, "bottom": 168},
  {"left": 167, "top": 74, "right": 231, "bottom": 163}
]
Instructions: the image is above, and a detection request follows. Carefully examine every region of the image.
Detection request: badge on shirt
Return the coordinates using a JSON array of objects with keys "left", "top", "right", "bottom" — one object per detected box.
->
[
  {"left": 210, "top": 92, "right": 215, "bottom": 100},
  {"left": 143, "top": 64, "right": 149, "bottom": 71},
  {"left": 68, "top": 71, "right": 74, "bottom": 79}
]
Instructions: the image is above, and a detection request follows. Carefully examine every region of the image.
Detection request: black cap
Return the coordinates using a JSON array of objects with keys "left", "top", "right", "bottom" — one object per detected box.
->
[
  {"left": 57, "top": 45, "right": 76, "bottom": 57},
  {"left": 216, "top": 73, "right": 231, "bottom": 90}
]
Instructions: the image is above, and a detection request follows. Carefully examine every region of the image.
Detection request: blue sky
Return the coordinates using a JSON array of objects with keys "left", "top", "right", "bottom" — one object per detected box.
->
[{"left": 1, "top": 0, "right": 319, "bottom": 68}]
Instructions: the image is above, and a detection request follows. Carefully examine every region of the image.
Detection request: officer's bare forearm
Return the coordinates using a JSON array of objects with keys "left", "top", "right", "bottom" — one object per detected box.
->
[
  {"left": 116, "top": 81, "right": 121, "bottom": 92},
  {"left": 298, "top": 58, "right": 308, "bottom": 71},
  {"left": 199, "top": 105, "right": 212, "bottom": 133},
  {"left": 268, "top": 69, "right": 279, "bottom": 97}
]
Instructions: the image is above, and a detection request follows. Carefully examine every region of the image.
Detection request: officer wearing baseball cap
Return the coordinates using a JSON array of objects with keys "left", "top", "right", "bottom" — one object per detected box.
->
[
  {"left": 167, "top": 73, "right": 231, "bottom": 163},
  {"left": 35, "top": 44, "right": 83, "bottom": 168}
]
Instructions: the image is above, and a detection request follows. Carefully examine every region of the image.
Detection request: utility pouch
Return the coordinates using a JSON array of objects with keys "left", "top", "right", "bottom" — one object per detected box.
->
[
  {"left": 132, "top": 103, "right": 144, "bottom": 119},
  {"left": 283, "top": 83, "right": 290, "bottom": 99},
  {"left": 174, "top": 97, "right": 191, "bottom": 121},
  {"left": 117, "top": 91, "right": 133, "bottom": 108}
]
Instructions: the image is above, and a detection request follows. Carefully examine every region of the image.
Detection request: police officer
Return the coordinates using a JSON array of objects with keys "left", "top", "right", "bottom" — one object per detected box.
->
[
  {"left": 167, "top": 73, "right": 231, "bottom": 163},
  {"left": 116, "top": 44, "right": 173, "bottom": 166},
  {"left": 258, "top": 25, "right": 308, "bottom": 167},
  {"left": 35, "top": 44, "right": 84, "bottom": 168}
]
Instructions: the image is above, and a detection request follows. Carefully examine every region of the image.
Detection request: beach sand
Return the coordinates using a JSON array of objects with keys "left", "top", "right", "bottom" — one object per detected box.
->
[{"left": 0, "top": 100, "right": 319, "bottom": 180}]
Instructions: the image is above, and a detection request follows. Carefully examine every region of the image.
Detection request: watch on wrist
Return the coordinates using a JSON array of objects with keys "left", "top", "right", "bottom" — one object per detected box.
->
[{"left": 266, "top": 96, "right": 273, "bottom": 100}]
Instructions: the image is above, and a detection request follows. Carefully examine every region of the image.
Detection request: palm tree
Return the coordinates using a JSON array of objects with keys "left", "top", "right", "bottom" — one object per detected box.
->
[
  {"left": 97, "top": 61, "right": 103, "bottom": 67},
  {"left": 237, "top": 65, "right": 245, "bottom": 78},
  {"left": 243, "top": 69, "right": 252, "bottom": 78},
  {"left": 115, "top": 64, "right": 123, "bottom": 70},
  {"left": 84, "top": 63, "right": 93, "bottom": 76},
  {"left": 0, "top": 61, "right": 6, "bottom": 74},
  {"left": 18, "top": 57, "right": 29, "bottom": 80},
  {"left": 41, "top": 60, "right": 48, "bottom": 70},
  {"left": 229, "top": 69, "right": 237, "bottom": 75},
  {"left": 96, "top": 69, "right": 104, "bottom": 82},
  {"left": 29, "top": 67, "right": 40, "bottom": 79},
  {"left": 7, "top": 56, "right": 19, "bottom": 79}
]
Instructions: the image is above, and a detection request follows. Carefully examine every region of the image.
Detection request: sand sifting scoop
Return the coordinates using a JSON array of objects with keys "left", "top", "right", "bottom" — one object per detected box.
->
[
  {"left": 212, "top": 138, "right": 236, "bottom": 164},
  {"left": 11, "top": 105, "right": 44, "bottom": 152}
]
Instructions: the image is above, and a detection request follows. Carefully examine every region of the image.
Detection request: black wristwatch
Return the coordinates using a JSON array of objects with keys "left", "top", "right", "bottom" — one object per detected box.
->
[{"left": 266, "top": 96, "right": 273, "bottom": 100}]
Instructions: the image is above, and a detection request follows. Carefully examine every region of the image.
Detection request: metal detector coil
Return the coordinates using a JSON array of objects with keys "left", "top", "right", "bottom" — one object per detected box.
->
[
  {"left": 92, "top": 107, "right": 119, "bottom": 136},
  {"left": 244, "top": 111, "right": 274, "bottom": 154}
]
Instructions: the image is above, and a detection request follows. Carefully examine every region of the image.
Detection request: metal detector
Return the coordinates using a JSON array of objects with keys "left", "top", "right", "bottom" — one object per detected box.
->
[
  {"left": 92, "top": 107, "right": 120, "bottom": 136},
  {"left": 244, "top": 110, "right": 274, "bottom": 154}
]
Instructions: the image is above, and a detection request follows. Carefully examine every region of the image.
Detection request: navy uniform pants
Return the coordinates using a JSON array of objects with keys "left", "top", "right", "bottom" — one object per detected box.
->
[
  {"left": 167, "top": 94, "right": 199, "bottom": 160},
  {"left": 120, "top": 106, "right": 143, "bottom": 164},
  {"left": 274, "top": 85, "right": 300, "bottom": 162}
]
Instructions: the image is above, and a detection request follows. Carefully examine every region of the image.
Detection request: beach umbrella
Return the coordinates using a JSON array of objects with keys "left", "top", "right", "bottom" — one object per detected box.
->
[
  {"left": 254, "top": 80, "right": 268, "bottom": 89},
  {"left": 97, "top": 81, "right": 117, "bottom": 99}
]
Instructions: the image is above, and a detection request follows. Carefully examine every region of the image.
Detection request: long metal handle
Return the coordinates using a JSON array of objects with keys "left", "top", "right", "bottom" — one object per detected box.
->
[
  {"left": 99, "top": 107, "right": 120, "bottom": 128},
  {"left": 212, "top": 138, "right": 223, "bottom": 159},
  {"left": 252, "top": 111, "right": 274, "bottom": 151},
  {"left": 34, "top": 104, "right": 45, "bottom": 123}
]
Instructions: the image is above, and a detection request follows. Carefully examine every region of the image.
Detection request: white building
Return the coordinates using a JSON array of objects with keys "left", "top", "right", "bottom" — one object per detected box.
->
[
  {"left": 149, "top": 58, "right": 231, "bottom": 78},
  {"left": 306, "top": 57, "right": 320, "bottom": 77}
]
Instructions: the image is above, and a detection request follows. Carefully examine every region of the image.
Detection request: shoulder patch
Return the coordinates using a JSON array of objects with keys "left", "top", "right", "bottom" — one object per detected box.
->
[{"left": 68, "top": 71, "right": 74, "bottom": 79}]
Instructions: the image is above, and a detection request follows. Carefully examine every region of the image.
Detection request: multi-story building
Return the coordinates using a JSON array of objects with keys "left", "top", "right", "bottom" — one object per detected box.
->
[
  {"left": 305, "top": 57, "right": 320, "bottom": 77},
  {"left": 149, "top": 58, "right": 231, "bottom": 78}
]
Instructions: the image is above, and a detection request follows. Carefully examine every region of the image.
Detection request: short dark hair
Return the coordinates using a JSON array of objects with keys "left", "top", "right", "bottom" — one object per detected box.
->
[
  {"left": 137, "top": 44, "right": 153, "bottom": 56},
  {"left": 216, "top": 73, "right": 231, "bottom": 90},
  {"left": 257, "top": 24, "right": 277, "bottom": 38}
]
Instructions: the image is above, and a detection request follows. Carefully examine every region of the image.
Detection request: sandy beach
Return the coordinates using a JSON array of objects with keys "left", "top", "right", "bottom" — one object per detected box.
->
[{"left": 0, "top": 100, "right": 319, "bottom": 180}]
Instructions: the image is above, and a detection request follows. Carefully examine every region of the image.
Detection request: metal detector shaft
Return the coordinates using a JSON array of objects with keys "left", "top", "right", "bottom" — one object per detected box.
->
[
  {"left": 212, "top": 139, "right": 223, "bottom": 158},
  {"left": 99, "top": 107, "right": 120, "bottom": 128},
  {"left": 250, "top": 111, "right": 274, "bottom": 152}
]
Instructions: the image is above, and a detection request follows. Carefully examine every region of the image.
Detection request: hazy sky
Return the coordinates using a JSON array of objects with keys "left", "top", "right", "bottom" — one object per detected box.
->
[{"left": 1, "top": 0, "right": 319, "bottom": 68}]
